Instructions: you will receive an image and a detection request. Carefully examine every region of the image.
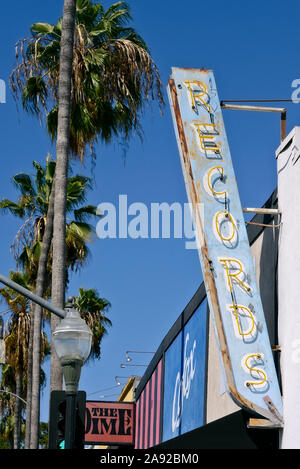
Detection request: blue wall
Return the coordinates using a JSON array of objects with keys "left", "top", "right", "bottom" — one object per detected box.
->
[{"left": 162, "top": 299, "right": 208, "bottom": 442}]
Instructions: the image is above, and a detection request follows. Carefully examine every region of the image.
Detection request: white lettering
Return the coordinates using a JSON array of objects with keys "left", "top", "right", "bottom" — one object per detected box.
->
[
  {"left": 150, "top": 202, "right": 182, "bottom": 239},
  {"left": 171, "top": 334, "right": 196, "bottom": 432},
  {"left": 96, "top": 202, "right": 116, "bottom": 239},
  {"left": 128, "top": 202, "right": 148, "bottom": 239},
  {"left": 0, "top": 80, "right": 5, "bottom": 104}
]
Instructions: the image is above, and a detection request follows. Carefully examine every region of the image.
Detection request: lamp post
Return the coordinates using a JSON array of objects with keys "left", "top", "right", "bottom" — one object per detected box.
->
[
  {"left": 115, "top": 376, "right": 132, "bottom": 386},
  {"left": 53, "top": 297, "right": 92, "bottom": 449}
]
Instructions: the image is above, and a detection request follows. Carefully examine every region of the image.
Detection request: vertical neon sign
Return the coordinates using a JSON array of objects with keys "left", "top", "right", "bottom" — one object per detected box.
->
[{"left": 168, "top": 68, "right": 283, "bottom": 424}]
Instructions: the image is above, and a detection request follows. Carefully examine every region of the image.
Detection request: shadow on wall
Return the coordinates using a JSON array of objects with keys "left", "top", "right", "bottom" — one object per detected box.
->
[{"left": 258, "top": 191, "right": 281, "bottom": 384}]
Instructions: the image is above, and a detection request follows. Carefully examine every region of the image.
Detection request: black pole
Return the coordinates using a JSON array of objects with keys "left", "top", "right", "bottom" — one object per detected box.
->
[{"left": 64, "top": 392, "right": 77, "bottom": 449}]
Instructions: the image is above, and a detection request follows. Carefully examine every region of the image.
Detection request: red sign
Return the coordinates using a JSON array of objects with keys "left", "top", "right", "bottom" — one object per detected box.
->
[{"left": 85, "top": 401, "right": 135, "bottom": 445}]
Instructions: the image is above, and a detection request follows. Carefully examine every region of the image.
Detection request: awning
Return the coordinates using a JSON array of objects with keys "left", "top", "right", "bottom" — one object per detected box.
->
[{"left": 155, "top": 411, "right": 279, "bottom": 449}]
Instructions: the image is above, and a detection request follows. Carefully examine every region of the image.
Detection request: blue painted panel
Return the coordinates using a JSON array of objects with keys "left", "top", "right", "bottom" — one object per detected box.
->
[{"left": 162, "top": 299, "right": 207, "bottom": 442}]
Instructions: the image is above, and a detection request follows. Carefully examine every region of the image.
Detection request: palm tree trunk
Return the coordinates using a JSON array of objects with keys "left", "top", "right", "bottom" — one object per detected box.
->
[
  {"left": 24, "top": 308, "right": 33, "bottom": 448},
  {"left": 50, "top": 0, "right": 76, "bottom": 393},
  {"left": 13, "top": 372, "right": 22, "bottom": 449},
  {"left": 29, "top": 182, "right": 56, "bottom": 449}
]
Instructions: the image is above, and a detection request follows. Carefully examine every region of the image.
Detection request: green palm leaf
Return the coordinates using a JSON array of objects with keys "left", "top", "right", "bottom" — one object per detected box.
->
[
  {"left": 1, "top": 157, "right": 98, "bottom": 281},
  {"left": 0, "top": 199, "right": 26, "bottom": 218},
  {"left": 74, "top": 287, "right": 111, "bottom": 360},
  {"left": 67, "top": 221, "right": 94, "bottom": 240},
  {"left": 74, "top": 204, "right": 99, "bottom": 222},
  {"left": 31, "top": 22, "right": 55, "bottom": 36},
  {"left": 12, "top": 174, "right": 36, "bottom": 197}
]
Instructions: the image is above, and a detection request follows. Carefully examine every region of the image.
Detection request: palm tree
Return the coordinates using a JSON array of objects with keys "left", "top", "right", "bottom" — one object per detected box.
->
[
  {"left": 10, "top": 0, "right": 164, "bottom": 160},
  {"left": 50, "top": 1, "right": 77, "bottom": 416},
  {"left": 0, "top": 271, "right": 30, "bottom": 449},
  {"left": 0, "top": 271, "right": 50, "bottom": 448},
  {"left": 74, "top": 287, "right": 111, "bottom": 360},
  {"left": 0, "top": 365, "right": 47, "bottom": 449},
  {"left": 0, "top": 158, "right": 99, "bottom": 289},
  {"left": 0, "top": 363, "right": 23, "bottom": 450},
  {"left": 0, "top": 157, "right": 100, "bottom": 448}
]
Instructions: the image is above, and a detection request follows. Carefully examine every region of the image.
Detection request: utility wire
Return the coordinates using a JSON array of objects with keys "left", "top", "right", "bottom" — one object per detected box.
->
[
  {"left": 221, "top": 99, "right": 300, "bottom": 104},
  {"left": 88, "top": 385, "right": 120, "bottom": 396},
  {"left": 99, "top": 393, "right": 120, "bottom": 399}
]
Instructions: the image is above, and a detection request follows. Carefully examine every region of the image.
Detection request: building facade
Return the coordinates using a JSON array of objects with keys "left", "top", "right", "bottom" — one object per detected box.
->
[{"left": 134, "top": 191, "right": 280, "bottom": 449}]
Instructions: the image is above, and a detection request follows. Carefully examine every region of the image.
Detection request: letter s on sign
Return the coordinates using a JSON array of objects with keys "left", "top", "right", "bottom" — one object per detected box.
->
[{"left": 242, "top": 353, "right": 268, "bottom": 390}]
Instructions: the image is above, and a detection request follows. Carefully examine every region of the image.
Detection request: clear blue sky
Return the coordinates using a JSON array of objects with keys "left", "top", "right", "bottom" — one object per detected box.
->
[{"left": 0, "top": 0, "right": 299, "bottom": 423}]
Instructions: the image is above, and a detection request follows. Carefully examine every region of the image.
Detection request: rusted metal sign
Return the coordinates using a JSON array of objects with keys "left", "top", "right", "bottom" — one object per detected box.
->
[
  {"left": 167, "top": 68, "right": 283, "bottom": 424},
  {"left": 85, "top": 401, "right": 135, "bottom": 445}
]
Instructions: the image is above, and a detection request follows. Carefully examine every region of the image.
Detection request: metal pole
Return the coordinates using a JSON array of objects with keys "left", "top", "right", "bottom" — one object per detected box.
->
[
  {"left": 221, "top": 103, "right": 287, "bottom": 142},
  {"left": 221, "top": 103, "right": 286, "bottom": 113},
  {"left": 221, "top": 99, "right": 300, "bottom": 104},
  {"left": 0, "top": 274, "right": 65, "bottom": 319},
  {"left": 64, "top": 392, "right": 77, "bottom": 449},
  {"left": 281, "top": 110, "right": 287, "bottom": 141},
  {"left": 242, "top": 208, "right": 280, "bottom": 215}
]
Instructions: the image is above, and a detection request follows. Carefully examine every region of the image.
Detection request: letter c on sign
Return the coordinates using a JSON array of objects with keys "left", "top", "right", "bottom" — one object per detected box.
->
[{"left": 204, "top": 166, "right": 227, "bottom": 200}]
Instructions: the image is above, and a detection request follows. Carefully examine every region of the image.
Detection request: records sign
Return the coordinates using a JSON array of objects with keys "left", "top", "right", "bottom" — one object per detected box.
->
[{"left": 167, "top": 68, "right": 283, "bottom": 424}]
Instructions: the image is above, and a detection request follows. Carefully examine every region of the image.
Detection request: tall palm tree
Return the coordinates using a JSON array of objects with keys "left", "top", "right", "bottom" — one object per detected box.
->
[
  {"left": 0, "top": 364, "right": 23, "bottom": 449},
  {"left": 0, "top": 271, "right": 30, "bottom": 449},
  {"left": 10, "top": 0, "right": 164, "bottom": 160},
  {"left": 0, "top": 157, "right": 100, "bottom": 448},
  {"left": 50, "top": 1, "right": 77, "bottom": 416},
  {"left": 0, "top": 157, "right": 99, "bottom": 285},
  {"left": 0, "top": 365, "right": 47, "bottom": 448},
  {"left": 0, "top": 271, "right": 50, "bottom": 448}
]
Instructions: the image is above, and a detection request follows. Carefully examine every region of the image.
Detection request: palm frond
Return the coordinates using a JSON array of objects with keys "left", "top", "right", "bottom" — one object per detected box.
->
[
  {"left": 10, "top": 0, "right": 164, "bottom": 160},
  {"left": 67, "top": 221, "right": 94, "bottom": 241},
  {"left": 73, "top": 204, "right": 99, "bottom": 222},
  {"left": 12, "top": 173, "right": 36, "bottom": 197},
  {"left": 0, "top": 199, "right": 26, "bottom": 218},
  {"left": 74, "top": 287, "right": 111, "bottom": 360}
]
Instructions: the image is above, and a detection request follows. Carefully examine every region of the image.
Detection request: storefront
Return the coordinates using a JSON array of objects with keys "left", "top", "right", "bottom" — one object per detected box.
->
[{"left": 134, "top": 190, "right": 281, "bottom": 449}]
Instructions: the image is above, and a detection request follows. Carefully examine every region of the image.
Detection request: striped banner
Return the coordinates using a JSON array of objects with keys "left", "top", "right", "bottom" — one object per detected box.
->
[{"left": 134, "top": 360, "right": 163, "bottom": 449}]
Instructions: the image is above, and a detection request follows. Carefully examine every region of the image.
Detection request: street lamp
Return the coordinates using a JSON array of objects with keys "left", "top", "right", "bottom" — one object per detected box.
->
[
  {"left": 53, "top": 297, "right": 92, "bottom": 448},
  {"left": 115, "top": 376, "right": 132, "bottom": 386}
]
